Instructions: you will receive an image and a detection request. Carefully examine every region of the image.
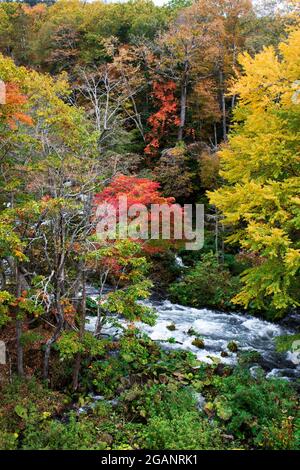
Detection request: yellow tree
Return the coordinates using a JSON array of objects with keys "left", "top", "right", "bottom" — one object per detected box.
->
[{"left": 208, "top": 26, "right": 300, "bottom": 316}]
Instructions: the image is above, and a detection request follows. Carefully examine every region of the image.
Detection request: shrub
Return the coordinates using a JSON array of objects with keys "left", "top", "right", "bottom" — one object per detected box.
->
[
  {"left": 120, "top": 384, "right": 226, "bottom": 450},
  {"left": 0, "top": 377, "right": 65, "bottom": 434},
  {"left": 22, "top": 413, "right": 108, "bottom": 450},
  {"left": 258, "top": 417, "right": 300, "bottom": 450},
  {"left": 143, "top": 412, "right": 224, "bottom": 450},
  {"left": 0, "top": 432, "right": 18, "bottom": 450},
  {"left": 169, "top": 252, "right": 240, "bottom": 309},
  {"left": 275, "top": 334, "right": 300, "bottom": 353},
  {"left": 210, "top": 368, "right": 299, "bottom": 448},
  {"left": 238, "top": 350, "right": 262, "bottom": 366}
]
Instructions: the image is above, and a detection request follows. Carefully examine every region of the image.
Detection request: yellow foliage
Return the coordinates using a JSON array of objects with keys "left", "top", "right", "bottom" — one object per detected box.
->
[{"left": 208, "top": 25, "right": 300, "bottom": 313}]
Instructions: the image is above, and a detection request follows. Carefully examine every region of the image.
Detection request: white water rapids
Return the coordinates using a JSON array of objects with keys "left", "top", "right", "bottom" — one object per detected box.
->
[{"left": 85, "top": 287, "right": 300, "bottom": 381}]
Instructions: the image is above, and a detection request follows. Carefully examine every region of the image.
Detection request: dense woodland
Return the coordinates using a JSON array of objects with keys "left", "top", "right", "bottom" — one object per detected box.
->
[{"left": 0, "top": 0, "right": 300, "bottom": 451}]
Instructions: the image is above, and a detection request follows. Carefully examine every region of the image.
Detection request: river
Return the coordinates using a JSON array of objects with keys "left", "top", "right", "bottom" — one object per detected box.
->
[{"left": 85, "top": 286, "right": 300, "bottom": 381}]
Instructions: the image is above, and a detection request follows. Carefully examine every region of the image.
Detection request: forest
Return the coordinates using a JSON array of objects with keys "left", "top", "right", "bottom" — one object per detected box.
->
[{"left": 0, "top": 0, "right": 300, "bottom": 452}]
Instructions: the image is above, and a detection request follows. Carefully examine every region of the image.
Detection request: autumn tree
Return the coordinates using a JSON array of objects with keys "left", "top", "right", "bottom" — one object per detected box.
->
[
  {"left": 144, "top": 0, "right": 253, "bottom": 146},
  {"left": 74, "top": 41, "right": 146, "bottom": 153},
  {"left": 0, "top": 53, "right": 102, "bottom": 380},
  {"left": 0, "top": 2, "right": 48, "bottom": 65},
  {"left": 153, "top": 144, "right": 194, "bottom": 199},
  {"left": 94, "top": 173, "right": 181, "bottom": 254},
  {"left": 12, "top": 0, "right": 170, "bottom": 72},
  {"left": 151, "top": 5, "right": 209, "bottom": 142},
  {"left": 186, "top": 0, "right": 253, "bottom": 141},
  {"left": 0, "top": 57, "right": 35, "bottom": 376},
  {"left": 208, "top": 26, "right": 300, "bottom": 316},
  {"left": 144, "top": 80, "right": 180, "bottom": 156}
]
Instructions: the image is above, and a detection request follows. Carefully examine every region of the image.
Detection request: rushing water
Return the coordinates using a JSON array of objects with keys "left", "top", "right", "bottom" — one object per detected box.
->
[{"left": 85, "top": 286, "right": 300, "bottom": 381}]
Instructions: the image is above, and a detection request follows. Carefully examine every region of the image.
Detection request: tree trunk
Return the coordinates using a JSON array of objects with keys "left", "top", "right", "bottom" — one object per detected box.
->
[
  {"left": 72, "top": 267, "right": 86, "bottom": 391},
  {"left": 215, "top": 210, "right": 219, "bottom": 260},
  {"left": 43, "top": 265, "right": 65, "bottom": 381},
  {"left": 214, "top": 123, "right": 218, "bottom": 148},
  {"left": 0, "top": 259, "right": 6, "bottom": 289},
  {"left": 178, "top": 62, "right": 189, "bottom": 141},
  {"left": 219, "top": 69, "right": 227, "bottom": 142},
  {"left": 44, "top": 210, "right": 67, "bottom": 382},
  {"left": 43, "top": 300, "right": 63, "bottom": 381},
  {"left": 15, "top": 266, "right": 24, "bottom": 377},
  {"left": 231, "top": 43, "right": 237, "bottom": 109}
]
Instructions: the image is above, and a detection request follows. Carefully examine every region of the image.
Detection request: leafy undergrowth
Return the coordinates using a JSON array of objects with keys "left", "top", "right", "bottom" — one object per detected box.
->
[
  {"left": 275, "top": 334, "right": 300, "bottom": 353},
  {"left": 0, "top": 332, "right": 299, "bottom": 450},
  {"left": 169, "top": 252, "right": 241, "bottom": 311}
]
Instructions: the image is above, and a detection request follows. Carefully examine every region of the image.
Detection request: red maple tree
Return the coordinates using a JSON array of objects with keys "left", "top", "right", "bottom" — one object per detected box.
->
[
  {"left": 94, "top": 174, "right": 181, "bottom": 253},
  {"left": 144, "top": 81, "right": 180, "bottom": 157},
  {"left": 95, "top": 174, "right": 175, "bottom": 208}
]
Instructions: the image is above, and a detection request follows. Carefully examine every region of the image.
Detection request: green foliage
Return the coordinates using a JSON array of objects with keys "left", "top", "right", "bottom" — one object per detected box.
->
[
  {"left": 56, "top": 331, "right": 106, "bottom": 360},
  {"left": 22, "top": 413, "right": 108, "bottom": 450},
  {"left": 90, "top": 356, "right": 128, "bottom": 398},
  {"left": 86, "top": 296, "right": 98, "bottom": 316},
  {"left": 258, "top": 417, "right": 300, "bottom": 451},
  {"left": 169, "top": 252, "right": 241, "bottom": 309},
  {"left": 1, "top": 345, "right": 299, "bottom": 450},
  {"left": 120, "top": 383, "right": 193, "bottom": 420},
  {"left": 17, "top": 297, "right": 44, "bottom": 319},
  {"left": 209, "top": 368, "right": 299, "bottom": 449},
  {"left": 0, "top": 290, "right": 14, "bottom": 327},
  {"left": 237, "top": 350, "right": 262, "bottom": 366},
  {"left": 275, "top": 334, "right": 300, "bottom": 353},
  {"left": 89, "top": 240, "right": 156, "bottom": 325},
  {"left": 141, "top": 390, "right": 224, "bottom": 450},
  {"left": 119, "top": 384, "right": 225, "bottom": 449},
  {"left": 90, "top": 332, "right": 162, "bottom": 397},
  {"left": 20, "top": 330, "right": 43, "bottom": 347},
  {"left": 105, "top": 283, "right": 156, "bottom": 326},
  {"left": 119, "top": 332, "right": 154, "bottom": 368},
  {"left": 0, "top": 377, "right": 65, "bottom": 435},
  {"left": 0, "top": 221, "right": 25, "bottom": 261},
  {"left": 143, "top": 412, "right": 224, "bottom": 450},
  {"left": 88, "top": 333, "right": 200, "bottom": 398},
  {"left": 0, "top": 431, "right": 18, "bottom": 450}
]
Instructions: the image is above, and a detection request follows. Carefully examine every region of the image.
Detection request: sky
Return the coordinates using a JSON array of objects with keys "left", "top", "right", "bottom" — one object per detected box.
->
[{"left": 96, "top": 0, "right": 169, "bottom": 4}]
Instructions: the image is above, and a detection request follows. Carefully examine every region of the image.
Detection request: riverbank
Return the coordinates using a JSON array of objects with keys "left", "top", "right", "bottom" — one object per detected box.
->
[
  {"left": 0, "top": 328, "right": 299, "bottom": 450},
  {"left": 1, "top": 283, "right": 299, "bottom": 451}
]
